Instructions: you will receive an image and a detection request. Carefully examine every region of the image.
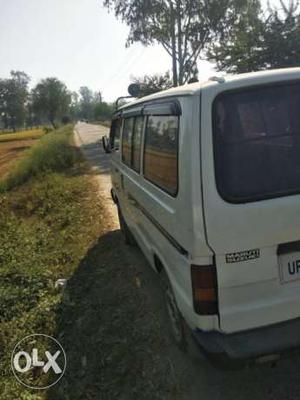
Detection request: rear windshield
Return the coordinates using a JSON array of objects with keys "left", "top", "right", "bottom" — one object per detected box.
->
[{"left": 213, "top": 81, "right": 300, "bottom": 202}]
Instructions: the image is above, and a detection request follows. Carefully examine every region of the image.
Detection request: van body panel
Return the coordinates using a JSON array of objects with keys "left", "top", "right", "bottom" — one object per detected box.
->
[
  {"left": 110, "top": 95, "right": 217, "bottom": 332},
  {"left": 194, "top": 316, "right": 300, "bottom": 360},
  {"left": 109, "top": 68, "right": 300, "bottom": 358},
  {"left": 201, "top": 71, "right": 300, "bottom": 333}
]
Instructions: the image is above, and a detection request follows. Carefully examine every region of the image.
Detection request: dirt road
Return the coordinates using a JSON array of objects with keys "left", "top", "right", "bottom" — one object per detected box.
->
[{"left": 74, "top": 122, "right": 300, "bottom": 400}]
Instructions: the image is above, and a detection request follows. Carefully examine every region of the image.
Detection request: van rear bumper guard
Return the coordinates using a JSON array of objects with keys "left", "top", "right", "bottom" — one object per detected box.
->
[{"left": 193, "top": 316, "right": 300, "bottom": 361}]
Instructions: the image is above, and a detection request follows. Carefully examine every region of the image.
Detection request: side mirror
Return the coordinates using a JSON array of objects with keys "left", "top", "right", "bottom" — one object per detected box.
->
[{"left": 102, "top": 135, "right": 111, "bottom": 153}]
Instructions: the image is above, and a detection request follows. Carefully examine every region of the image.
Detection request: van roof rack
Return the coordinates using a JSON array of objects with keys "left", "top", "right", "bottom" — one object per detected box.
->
[{"left": 208, "top": 76, "right": 225, "bottom": 83}]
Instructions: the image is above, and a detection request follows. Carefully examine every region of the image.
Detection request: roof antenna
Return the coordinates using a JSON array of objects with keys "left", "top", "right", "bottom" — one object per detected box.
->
[{"left": 115, "top": 83, "right": 141, "bottom": 109}]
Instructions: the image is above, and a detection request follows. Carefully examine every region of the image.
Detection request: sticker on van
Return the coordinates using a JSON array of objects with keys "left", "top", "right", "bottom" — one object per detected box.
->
[{"left": 225, "top": 249, "right": 260, "bottom": 263}]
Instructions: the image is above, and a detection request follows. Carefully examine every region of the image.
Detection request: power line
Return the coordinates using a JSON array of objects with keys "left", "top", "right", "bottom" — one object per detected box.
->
[{"left": 101, "top": 46, "right": 146, "bottom": 91}]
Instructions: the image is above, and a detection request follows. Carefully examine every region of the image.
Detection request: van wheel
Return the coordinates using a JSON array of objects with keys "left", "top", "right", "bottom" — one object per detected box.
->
[
  {"left": 161, "top": 271, "right": 187, "bottom": 351},
  {"left": 117, "top": 206, "right": 136, "bottom": 246}
]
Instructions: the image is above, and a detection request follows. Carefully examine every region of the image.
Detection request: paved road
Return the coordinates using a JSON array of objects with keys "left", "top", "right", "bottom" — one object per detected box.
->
[
  {"left": 74, "top": 122, "right": 118, "bottom": 228},
  {"left": 75, "top": 122, "right": 110, "bottom": 175},
  {"left": 75, "top": 122, "right": 300, "bottom": 400}
]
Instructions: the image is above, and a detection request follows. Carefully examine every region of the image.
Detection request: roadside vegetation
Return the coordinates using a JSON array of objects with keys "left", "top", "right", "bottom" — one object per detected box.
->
[
  {"left": 0, "top": 125, "right": 78, "bottom": 191},
  {"left": 0, "top": 125, "right": 105, "bottom": 398}
]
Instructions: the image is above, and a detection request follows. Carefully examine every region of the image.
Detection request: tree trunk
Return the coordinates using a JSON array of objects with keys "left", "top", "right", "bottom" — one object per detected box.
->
[
  {"left": 171, "top": 39, "right": 178, "bottom": 86},
  {"left": 49, "top": 114, "right": 56, "bottom": 129},
  {"left": 11, "top": 116, "right": 16, "bottom": 132},
  {"left": 176, "top": 1, "right": 183, "bottom": 85},
  {"left": 170, "top": 3, "right": 178, "bottom": 86}
]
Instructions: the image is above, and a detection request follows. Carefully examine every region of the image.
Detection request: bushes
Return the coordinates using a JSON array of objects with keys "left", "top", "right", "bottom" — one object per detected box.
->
[
  {"left": 1, "top": 125, "right": 79, "bottom": 190},
  {"left": 43, "top": 126, "right": 54, "bottom": 134},
  {"left": 61, "top": 115, "right": 71, "bottom": 124}
]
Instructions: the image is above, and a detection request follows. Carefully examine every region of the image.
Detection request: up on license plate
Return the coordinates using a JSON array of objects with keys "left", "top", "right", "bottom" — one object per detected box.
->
[{"left": 279, "top": 252, "right": 300, "bottom": 283}]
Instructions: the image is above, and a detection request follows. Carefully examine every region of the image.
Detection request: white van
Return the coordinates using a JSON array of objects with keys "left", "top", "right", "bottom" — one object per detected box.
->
[{"left": 105, "top": 68, "right": 300, "bottom": 364}]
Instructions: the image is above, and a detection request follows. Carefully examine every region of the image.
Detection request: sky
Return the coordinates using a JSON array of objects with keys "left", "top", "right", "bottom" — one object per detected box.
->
[
  {"left": 0, "top": 0, "right": 216, "bottom": 102},
  {"left": 0, "top": 0, "right": 281, "bottom": 102}
]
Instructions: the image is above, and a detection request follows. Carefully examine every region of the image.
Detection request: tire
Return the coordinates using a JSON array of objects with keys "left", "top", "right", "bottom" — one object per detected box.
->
[
  {"left": 160, "top": 271, "right": 187, "bottom": 351},
  {"left": 117, "top": 206, "right": 136, "bottom": 246}
]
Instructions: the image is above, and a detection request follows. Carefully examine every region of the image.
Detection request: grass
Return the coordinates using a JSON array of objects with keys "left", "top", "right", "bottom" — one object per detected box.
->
[
  {"left": 0, "top": 128, "right": 44, "bottom": 143},
  {"left": 0, "top": 125, "right": 105, "bottom": 399}
]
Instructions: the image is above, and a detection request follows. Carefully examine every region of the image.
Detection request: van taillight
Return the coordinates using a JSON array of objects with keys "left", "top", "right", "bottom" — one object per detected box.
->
[{"left": 191, "top": 264, "right": 218, "bottom": 315}]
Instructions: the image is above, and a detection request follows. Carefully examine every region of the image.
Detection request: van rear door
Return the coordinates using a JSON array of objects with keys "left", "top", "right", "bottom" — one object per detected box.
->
[{"left": 201, "top": 78, "right": 300, "bottom": 333}]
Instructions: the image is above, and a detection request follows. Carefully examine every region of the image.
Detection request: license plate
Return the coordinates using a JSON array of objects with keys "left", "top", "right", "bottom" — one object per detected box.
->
[{"left": 279, "top": 252, "right": 300, "bottom": 283}]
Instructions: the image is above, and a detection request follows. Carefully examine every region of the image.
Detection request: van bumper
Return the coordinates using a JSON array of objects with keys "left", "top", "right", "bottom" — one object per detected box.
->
[{"left": 193, "top": 317, "right": 300, "bottom": 361}]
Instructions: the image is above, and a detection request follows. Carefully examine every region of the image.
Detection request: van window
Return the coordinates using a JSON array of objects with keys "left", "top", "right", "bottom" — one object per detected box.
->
[
  {"left": 132, "top": 116, "right": 143, "bottom": 172},
  {"left": 122, "top": 117, "right": 134, "bottom": 166},
  {"left": 213, "top": 82, "right": 300, "bottom": 202},
  {"left": 144, "top": 115, "right": 179, "bottom": 195},
  {"left": 110, "top": 118, "right": 121, "bottom": 150}
]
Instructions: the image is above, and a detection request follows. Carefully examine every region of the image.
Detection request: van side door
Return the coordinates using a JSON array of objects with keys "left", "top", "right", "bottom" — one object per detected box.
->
[{"left": 109, "top": 117, "right": 122, "bottom": 198}]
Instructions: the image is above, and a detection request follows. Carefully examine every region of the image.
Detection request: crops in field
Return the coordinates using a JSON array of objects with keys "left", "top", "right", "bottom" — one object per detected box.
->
[
  {"left": 0, "top": 125, "right": 79, "bottom": 191},
  {"left": 0, "top": 128, "right": 44, "bottom": 143}
]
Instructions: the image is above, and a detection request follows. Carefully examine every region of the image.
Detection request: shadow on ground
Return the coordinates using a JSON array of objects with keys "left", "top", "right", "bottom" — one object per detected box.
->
[
  {"left": 47, "top": 230, "right": 186, "bottom": 400},
  {"left": 46, "top": 227, "right": 300, "bottom": 400},
  {"left": 77, "top": 140, "right": 110, "bottom": 175}
]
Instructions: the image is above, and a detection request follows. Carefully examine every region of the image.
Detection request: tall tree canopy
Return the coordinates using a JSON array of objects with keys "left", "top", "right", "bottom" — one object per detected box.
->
[
  {"left": 103, "top": 0, "right": 253, "bottom": 86},
  {"left": 0, "top": 71, "right": 30, "bottom": 130},
  {"left": 263, "top": 0, "right": 300, "bottom": 69},
  {"left": 131, "top": 72, "right": 173, "bottom": 97},
  {"left": 94, "top": 101, "right": 114, "bottom": 121},
  {"left": 79, "top": 86, "right": 95, "bottom": 120},
  {"left": 208, "top": 0, "right": 300, "bottom": 72},
  {"left": 31, "top": 78, "right": 71, "bottom": 128}
]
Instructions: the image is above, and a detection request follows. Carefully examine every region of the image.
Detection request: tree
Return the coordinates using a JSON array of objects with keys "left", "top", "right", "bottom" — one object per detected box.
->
[
  {"left": 94, "top": 101, "right": 114, "bottom": 121},
  {"left": 79, "top": 86, "right": 95, "bottom": 120},
  {"left": 70, "top": 91, "right": 80, "bottom": 121},
  {"left": 208, "top": 0, "right": 300, "bottom": 73},
  {"left": 103, "top": 0, "right": 254, "bottom": 86},
  {"left": 262, "top": 0, "right": 300, "bottom": 69},
  {"left": 130, "top": 72, "right": 173, "bottom": 97},
  {"left": 31, "top": 78, "right": 71, "bottom": 128},
  {"left": 0, "top": 71, "right": 30, "bottom": 130}
]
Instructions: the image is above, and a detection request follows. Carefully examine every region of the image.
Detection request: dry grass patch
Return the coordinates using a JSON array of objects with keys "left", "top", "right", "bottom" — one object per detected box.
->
[{"left": 0, "top": 128, "right": 44, "bottom": 143}]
